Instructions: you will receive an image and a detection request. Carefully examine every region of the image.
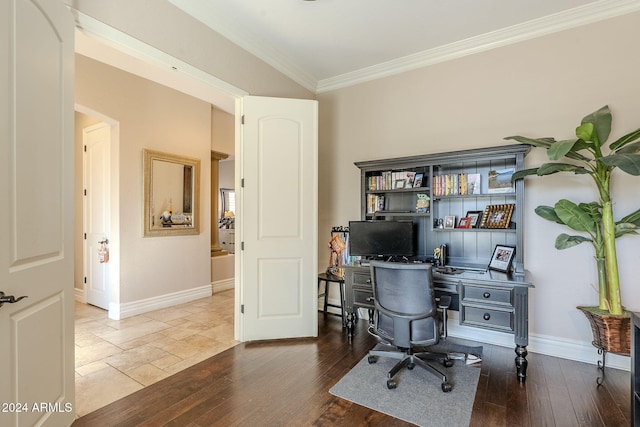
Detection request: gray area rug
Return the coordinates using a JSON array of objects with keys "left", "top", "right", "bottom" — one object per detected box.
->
[{"left": 329, "top": 340, "right": 482, "bottom": 426}]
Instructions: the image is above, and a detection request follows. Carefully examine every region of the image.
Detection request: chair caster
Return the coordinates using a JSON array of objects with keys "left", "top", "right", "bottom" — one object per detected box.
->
[
  {"left": 387, "top": 379, "right": 397, "bottom": 389},
  {"left": 368, "top": 355, "right": 377, "bottom": 364},
  {"left": 443, "top": 359, "right": 454, "bottom": 368},
  {"left": 407, "top": 362, "right": 415, "bottom": 370},
  {"left": 441, "top": 382, "right": 453, "bottom": 393}
]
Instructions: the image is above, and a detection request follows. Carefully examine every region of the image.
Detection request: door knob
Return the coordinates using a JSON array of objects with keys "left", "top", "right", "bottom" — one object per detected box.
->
[{"left": 0, "top": 291, "right": 28, "bottom": 308}]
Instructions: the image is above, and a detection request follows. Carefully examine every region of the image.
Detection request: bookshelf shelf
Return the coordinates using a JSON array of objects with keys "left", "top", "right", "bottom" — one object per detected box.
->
[{"left": 355, "top": 145, "right": 529, "bottom": 273}]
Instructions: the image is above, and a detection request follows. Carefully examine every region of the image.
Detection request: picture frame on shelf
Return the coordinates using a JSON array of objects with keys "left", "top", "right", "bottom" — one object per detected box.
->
[
  {"left": 413, "top": 173, "right": 424, "bottom": 188},
  {"left": 465, "top": 210, "right": 483, "bottom": 228},
  {"left": 488, "top": 244, "right": 516, "bottom": 272},
  {"left": 480, "top": 204, "right": 515, "bottom": 229},
  {"left": 444, "top": 215, "right": 456, "bottom": 229},
  {"left": 457, "top": 217, "right": 471, "bottom": 228},
  {"left": 487, "top": 169, "right": 515, "bottom": 194},
  {"left": 394, "top": 179, "right": 406, "bottom": 189}
]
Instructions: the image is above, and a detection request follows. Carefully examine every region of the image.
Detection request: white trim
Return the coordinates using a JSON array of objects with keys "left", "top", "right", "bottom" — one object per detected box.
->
[
  {"left": 166, "top": 0, "right": 317, "bottom": 93},
  {"left": 357, "top": 309, "right": 630, "bottom": 371},
  {"left": 212, "top": 278, "right": 234, "bottom": 294},
  {"left": 316, "top": 0, "right": 640, "bottom": 92},
  {"left": 74, "top": 287, "right": 86, "bottom": 304},
  {"left": 107, "top": 285, "right": 212, "bottom": 320},
  {"left": 68, "top": 8, "right": 246, "bottom": 113},
  {"left": 446, "top": 313, "right": 630, "bottom": 371}
]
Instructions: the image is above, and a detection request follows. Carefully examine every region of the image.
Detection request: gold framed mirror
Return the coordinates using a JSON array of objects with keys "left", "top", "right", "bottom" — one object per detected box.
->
[{"left": 143, "top": 149, "right": 200, "bottom": 237}]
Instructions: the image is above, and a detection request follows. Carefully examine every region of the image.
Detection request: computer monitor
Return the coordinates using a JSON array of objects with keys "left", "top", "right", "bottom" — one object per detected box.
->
[{"left": 348, "top": 220, "right": 415, "bottom": 258}]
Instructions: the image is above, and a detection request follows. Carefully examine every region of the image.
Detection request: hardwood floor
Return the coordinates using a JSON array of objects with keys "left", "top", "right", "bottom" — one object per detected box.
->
[{"left": 72, "top": 313, "right": 630, "bottom": 427}]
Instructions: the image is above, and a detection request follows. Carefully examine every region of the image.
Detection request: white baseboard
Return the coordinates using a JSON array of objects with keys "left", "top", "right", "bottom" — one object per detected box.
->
[
  {"left": 212, "top": 278, "right": 234, "bottom": 293},
  {"left": 74, "top": 287, "right": 86, "bottom": 303},
  {"left": 107, "top": 285, "right": 212, "bottom": 320},
  {"left": 357, "top": 309, "right": 630, "bottom": 371}
]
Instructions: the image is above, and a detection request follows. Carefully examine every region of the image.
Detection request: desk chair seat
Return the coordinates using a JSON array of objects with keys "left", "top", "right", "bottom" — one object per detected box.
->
[{"left": 367, "top": 261, "right": 454, "bottom": 392}]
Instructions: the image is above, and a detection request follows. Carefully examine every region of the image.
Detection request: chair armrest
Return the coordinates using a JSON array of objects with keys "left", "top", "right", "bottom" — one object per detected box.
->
[{"left": 437, "top": 295, "right": 451, "bottom": 310}]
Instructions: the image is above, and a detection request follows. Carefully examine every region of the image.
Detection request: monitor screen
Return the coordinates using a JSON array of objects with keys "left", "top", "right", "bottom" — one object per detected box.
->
[{"left": 348, "top": 220, "right": 415, "bottom": 258}]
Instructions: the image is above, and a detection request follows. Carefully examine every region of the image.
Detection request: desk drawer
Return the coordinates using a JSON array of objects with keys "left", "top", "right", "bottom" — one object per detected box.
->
[
  {"left": 462, "top": 284, "right": 512, "bottom": 306},
  {"left": 461, "top": 305, "right": 513, "bottom": 332},
  {"left": 353, "top": 288, "right": 374, "bottom": 309},
  {"left": 352, "top": 272, "right": 372, "bottom": 286}
]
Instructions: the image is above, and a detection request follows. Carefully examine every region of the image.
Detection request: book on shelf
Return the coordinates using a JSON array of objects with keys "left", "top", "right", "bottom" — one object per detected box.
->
[
  {"left": 433, "top": 172, "right": 479, "bottom": 196},
  {"left": 366, "top": 194, "right": 385, "bottom": 214},
  {"left": 367, "top": 170, "right": 425, "bottom": 191},
  {"left": 467, "top": 173, "right": 481, "bottom": 194}
]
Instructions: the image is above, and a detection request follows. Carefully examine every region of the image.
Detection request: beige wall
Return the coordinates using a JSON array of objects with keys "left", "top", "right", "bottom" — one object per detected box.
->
[
  {"left": 75, "top": 54, "right": 212, "bottom": 304},
  {"left": 317, "top": 11, "right": 640, "bottom": 347}
]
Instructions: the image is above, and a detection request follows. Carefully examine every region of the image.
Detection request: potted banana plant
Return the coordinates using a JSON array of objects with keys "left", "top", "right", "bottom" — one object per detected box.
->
[{"left": 504, "top": 105, "right": 640, "bottom": 356}]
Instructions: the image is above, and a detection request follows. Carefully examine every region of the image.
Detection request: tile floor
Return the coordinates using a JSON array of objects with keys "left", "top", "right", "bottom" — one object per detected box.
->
[{"left": 74, "top": 289, "right": 238, "bottom": 417}]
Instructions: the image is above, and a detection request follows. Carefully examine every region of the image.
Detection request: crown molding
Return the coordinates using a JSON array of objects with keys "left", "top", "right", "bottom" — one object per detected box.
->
[
  {"left": 69, "top": 8, "right": 246, "bottom": 113},
  {"left": 317, "top": 0, "right": 640, "bottom": 93},
  {"left": 167, "top": 0, "right": 318, "bottom": 93}
]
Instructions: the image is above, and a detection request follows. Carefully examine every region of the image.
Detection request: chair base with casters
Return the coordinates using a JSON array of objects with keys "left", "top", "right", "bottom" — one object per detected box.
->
[
  {"left": 367, "top": 260, "right": 455, "bottom": 393},
  {"left": 367, "top": 343, "right": 454, "bottom": 392}
]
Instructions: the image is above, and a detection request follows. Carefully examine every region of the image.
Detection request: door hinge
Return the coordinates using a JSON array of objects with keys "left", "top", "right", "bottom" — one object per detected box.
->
[
  {"left": 84, "top": 277, "right": 86, "bottom": 284},
  {"left": 84, "top": 145, "right": 87, "bottom": 152},
  {"left": 83, "top": 233, "right": 86, "bottom": 240},
  {"left": 241, "top": 178, "right": 245, "bottom": 188},
  {"left": 241, "top": 304, "right": 244, "bottom": 314},
  {"left": 241, "top": 241, "right": 244, "bottom": 251},
  {"left": 84, "top": 189, "right": 87, "bottom": 196},
  {"left": 241, "top": 115, "right": 245, "bottom": 125}
]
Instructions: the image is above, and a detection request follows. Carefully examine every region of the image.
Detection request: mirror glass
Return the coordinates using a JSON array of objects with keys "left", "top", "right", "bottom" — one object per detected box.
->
[
  {"left": 220, "top": 188, "right": 235, "bottom": 219},
  {"left": 143, "top": 149, "right": 200, "bottom": 237}
]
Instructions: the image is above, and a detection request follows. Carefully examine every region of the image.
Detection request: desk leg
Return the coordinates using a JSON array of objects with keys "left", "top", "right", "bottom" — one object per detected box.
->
[
  {"left": 346, "top": 312, "right": 356, "bottom": 338},
  {"left": 515, "top": 345, "right": 528, "bottom": 383}
]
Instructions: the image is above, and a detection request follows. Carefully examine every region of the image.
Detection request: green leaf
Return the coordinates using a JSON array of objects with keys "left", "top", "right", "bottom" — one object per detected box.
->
[
  {"left": 555, "top": 233, "right": 591, "bottom": 249},
  {"left": 535, "top": 205, "right": 564, "bottom": 224},
  {"left": 614, "top": 223, "right": 638, "bottom": 238},
  {"left": 576, "top": 123, "right": 595, "bottom": 143},
  {"left": 536, "top": 163, "right": 590, "bottom": 176},
  {"left": 504, "top": 135, "right": 555, "bottom": 149},
  {"left": 581, "top": 105, "right": 612, "bottom": 145},
  {"left": 554, "top": 199, "right": 597, "bottom": 232},
  {"left": 547, "top": 139, "right": 578, "bottom": 161},
  {"left": 512, "top": 168, "right": 540, "bottom": 181},
  {"left": 599, "top": 153, "right": 640, "bottom": 175},
  {"left": 609, "top": 128, "right": 640, "bottom": 151},
  {"left": 619, "top": 208, "right": 640, "bottom": 226},
  {"left": 616, "top": 139, "right": 640, "bottom": 154},
  {"left": 578, "top": 202, "right": 602, "bottom": 222}
]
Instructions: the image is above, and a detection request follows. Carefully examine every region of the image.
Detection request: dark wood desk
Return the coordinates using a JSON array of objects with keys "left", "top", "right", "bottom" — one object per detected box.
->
[{"left": 343, "top": 263, "right": 534, "bottom": 382}]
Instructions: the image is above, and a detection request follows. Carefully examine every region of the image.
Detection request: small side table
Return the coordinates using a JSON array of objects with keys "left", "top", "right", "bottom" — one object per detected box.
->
[{"left": 317, "top": 273, "right": 345, "bottom": 326}]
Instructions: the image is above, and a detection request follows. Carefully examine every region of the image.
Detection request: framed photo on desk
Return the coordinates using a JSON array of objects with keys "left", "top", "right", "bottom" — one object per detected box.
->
[{"left": 488, "top": 245, "right": 515, "bottom": 272}]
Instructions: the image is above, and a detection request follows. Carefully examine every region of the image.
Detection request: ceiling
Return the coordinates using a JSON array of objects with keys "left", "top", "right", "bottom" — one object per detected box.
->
[{"left": 168, "top": 0, "right": 640, "bottom": 93}]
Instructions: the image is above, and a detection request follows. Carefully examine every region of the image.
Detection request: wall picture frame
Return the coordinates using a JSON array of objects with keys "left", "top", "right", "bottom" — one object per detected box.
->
[{"left": 488, "top": 245, "right": 515, "bottom": 272}]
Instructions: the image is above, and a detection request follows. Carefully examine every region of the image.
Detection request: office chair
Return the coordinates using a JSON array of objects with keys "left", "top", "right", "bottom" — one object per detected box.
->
[{"left": 367, "top": 261, "right": 453, "bottom": 392}]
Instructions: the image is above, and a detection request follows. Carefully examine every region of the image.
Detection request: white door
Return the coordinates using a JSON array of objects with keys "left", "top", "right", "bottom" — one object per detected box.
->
[
  {"left": 0, "top": 0, "right": 75, "bottom": 426},
  {"left": 83, "top": 123, "right": 111, "bottom": 310},
  {"left": 239, "top": 96, "right": 318, "bottom": 341}
]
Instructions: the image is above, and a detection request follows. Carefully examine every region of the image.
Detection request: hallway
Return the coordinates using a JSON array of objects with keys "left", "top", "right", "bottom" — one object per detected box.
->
[{"left": 74, "top": 290, "right": 237, "bottom": 417}]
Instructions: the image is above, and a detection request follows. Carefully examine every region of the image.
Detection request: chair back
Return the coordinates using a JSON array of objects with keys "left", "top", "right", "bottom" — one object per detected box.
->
[{"left": 369, "top": 261, "right": 438, "bottom": 348}]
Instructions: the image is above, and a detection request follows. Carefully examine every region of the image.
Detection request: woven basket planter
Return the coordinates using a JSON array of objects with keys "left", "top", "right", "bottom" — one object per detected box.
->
[{"left": 577, "top": 306, "right": 631, "bottom": 356}]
